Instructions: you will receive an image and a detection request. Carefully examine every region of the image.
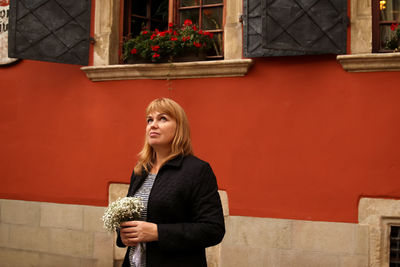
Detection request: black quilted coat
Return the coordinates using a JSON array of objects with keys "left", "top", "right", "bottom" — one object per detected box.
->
[{"left": 117, "top": 154, "right": 225, "bottom": 267}]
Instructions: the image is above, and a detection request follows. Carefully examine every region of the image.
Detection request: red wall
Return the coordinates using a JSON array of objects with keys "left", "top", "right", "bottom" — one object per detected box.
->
[{"left": 1, "top": 55, "right": 400, "bottom": 223}]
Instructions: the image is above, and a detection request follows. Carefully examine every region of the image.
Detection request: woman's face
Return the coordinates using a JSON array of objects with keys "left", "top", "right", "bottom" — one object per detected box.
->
[{"left": 146, "top": 111, "right": 177, "bottom": 150}]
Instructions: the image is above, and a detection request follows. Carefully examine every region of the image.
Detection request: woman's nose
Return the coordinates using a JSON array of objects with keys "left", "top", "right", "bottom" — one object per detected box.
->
[{"left": 150, "top": 120, "right": 158, "bottom": 128}]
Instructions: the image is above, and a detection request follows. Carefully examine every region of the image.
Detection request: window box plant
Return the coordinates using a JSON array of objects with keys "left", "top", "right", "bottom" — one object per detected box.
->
[
  {"left": 122, "top": 20, "right": 214, "bottom": 63},
  {"left": 385, "top": 23, "right": 400, "bottom": 51}
]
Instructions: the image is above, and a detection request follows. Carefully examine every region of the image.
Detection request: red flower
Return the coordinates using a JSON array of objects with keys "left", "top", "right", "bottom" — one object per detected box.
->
[
  {"left": 173, "top": 31, "right": 178, "bottom": 36},
  {"left": 182, "top": 36, "right": 191, "bottom": 41},
  {"left": 151, "top": 45, "right": 160, "bottom": 51},
  {"left": 184, "top": 19, "right": 193, "bottom": 26},
  {"left": 158, "top": 31, "right": 166, "bottom": 37},
  {"left": 391, "top": 23, "right": 399, "bottom": 31},
  {"left": 130, "top": 48, "right": 137, "bottom": 54},
  {"left": 153, "top": 53, "right": 160, "bottom": 58},
  {"left": 192, "top": 25, "right": 197, "bottom": 31},
  {"left": 193, "top": 41, "right": 201, "bottom": 48},
  {"left": 141, "top": 30, "right": 148, "bottom": 35},
  {"left": 171, "top": 36, "right": 178, "bottom": 41},
  {"left": 168, "top": 22, "right": 174, "bottom": 28},
  {"left": 199, "top": 30, "right": 203, "bottom": 34},
  {"left": 150, "top": 34, "right": 157, "bottom": 40},
  {"left": 204, "top": 32, "right": 213, "bottom": 38}
]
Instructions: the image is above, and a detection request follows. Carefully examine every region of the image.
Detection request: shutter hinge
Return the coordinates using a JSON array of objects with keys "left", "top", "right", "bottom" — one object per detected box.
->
[
  {"left": 239, "top": 14, "right": 243, "bottom": 23},
  {"left": 341, "top": 15, "right": 350, "bottom": 27},
  {"left": 89, "top": 37, "right": 96, "bottom": 44}
]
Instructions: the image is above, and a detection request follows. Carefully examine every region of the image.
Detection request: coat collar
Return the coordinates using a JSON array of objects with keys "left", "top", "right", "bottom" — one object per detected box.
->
[
  {"left": 130, "top": 154, "right": 186, "bottom": 195},
  {"left": 162, "top": 154, "right": 184, "bottom": 168}
]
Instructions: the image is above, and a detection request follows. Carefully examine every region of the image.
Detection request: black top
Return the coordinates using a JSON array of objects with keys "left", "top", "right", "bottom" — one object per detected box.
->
[{"left": 117, "top": 154, "right": 225, "bottom": 267}]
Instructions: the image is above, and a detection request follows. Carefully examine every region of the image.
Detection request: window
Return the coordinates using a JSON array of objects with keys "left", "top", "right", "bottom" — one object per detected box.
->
[
  {"left": 122, "top": 0, "right": 224, "bottom": 59},
  {"left": 391, "top": 225, "right": 400, "bottom": 267},
  {"left": 372, "top": 0, "right": 400, "bottom": 52},
  {"left": 123, "top": 0, "right": 169, "bottom": 37},
  {"left": 177, "top": 0, "right": 224, "bottom": 58}
]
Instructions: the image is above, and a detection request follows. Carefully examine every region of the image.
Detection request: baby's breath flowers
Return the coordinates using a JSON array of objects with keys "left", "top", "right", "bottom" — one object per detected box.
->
[{"left": 102, "top": 197, "right": 144, "bottom": 232}]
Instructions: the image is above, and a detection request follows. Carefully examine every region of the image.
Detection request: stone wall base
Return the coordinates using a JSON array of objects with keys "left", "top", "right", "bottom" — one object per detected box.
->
[{"left": 1, "top": 192, "right": 370, "bottom": 266}]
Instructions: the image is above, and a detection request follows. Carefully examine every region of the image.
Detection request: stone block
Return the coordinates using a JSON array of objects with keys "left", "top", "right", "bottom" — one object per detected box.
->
[
  {"left": 224, "top": 24, "right": 243, "bottom": 60},
  {"left": 355, "top": 224, "right": 369, "bottom": 255},
  {"left": 340, "top": 255, "right": 369, "bottom": 267},
  {"left": 225, "top": 0, "right": 242, "bottom": 24},
  {"left": 8, "top": 224, "right": 51, "bottom": 252},
  {"left": 292, "top": 220, "right": 355, "bottom": 254},
  {"left": 218, "top": 190, "right": 229, "bottom": 217},
  {"left": 0, "top": 223, "right": 10, "bottom": 247},
  {"left": 247, "top": 247, "right": 281, "bottom": 267},
  {"left": 219, "top": 245, "right": 249, "bottom": 267},
  {"left": 220, "top": 245, "right": 280, "bottom": 266},
  {"left": 48, "top": 228, "right": 94, "bottom": 257},
  {"left": 0, "top": 248, "right": 40, "bottom": 267},
  {"left": 279, "top": 250, "right": 340, "bottom": 267},
  {"left": 206, "top": 244, "right": 220, "bottom": 267},
  {"left": 93, "top": 232, "right": 114, "bottom": 267},
  {"left": 109, "top": 183, "right": 129, "bottom": 204},
  {"left": 81, "top": 258, "right": 97, "bottom": 267},
  {"left": 1, "top": 199, "right": 40, "bottom": 226},
  {"left": 114, "top": 232, "right": 127, "bottom": 260},
  {"left": 84, "top": 206, "right": 107, "bottom": 232},
  {"left": 38, "top": 253, "right": 82, "bottom": 267},
  {"left": 40, "top": 202, "right": 83, "bottom": 230},
  {"left": 223, "top": 216, "right": 292, "bottom": 249}
]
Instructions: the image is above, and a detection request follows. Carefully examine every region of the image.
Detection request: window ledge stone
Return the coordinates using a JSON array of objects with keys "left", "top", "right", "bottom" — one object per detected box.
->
[
  {"left": 81, "top": 59, "right": 253, "bottom": 81},
  {"left": 337, "top": 53, "right": 400, "bottom": 72}
]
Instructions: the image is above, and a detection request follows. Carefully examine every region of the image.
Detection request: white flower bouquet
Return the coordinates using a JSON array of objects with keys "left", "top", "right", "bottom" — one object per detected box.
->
[{"left": 102, "top": 197, "right": 144, "bottom": 232}]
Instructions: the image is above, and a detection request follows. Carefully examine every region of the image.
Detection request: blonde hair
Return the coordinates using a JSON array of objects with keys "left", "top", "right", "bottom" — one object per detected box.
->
[{"left": 134, "top": 98, "right": 193, "bottom": 174}]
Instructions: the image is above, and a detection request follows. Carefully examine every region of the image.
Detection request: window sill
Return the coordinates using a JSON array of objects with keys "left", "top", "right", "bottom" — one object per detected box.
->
[
  {"left": 81, "top": 59, "right": 253, "bottom": 81},
  {"left": 337, "top": 53, "right": 400, "bottom": 72}
]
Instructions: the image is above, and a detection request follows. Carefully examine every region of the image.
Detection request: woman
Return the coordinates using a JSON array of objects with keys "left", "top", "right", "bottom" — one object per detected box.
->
[{"left": 117, "top": 98, "right": 225, "bottom": 267}]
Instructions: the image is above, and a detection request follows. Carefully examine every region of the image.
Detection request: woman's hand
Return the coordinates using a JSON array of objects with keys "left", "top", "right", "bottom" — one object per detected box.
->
[{"left": 119, "top": 221, "right": 158, "bottom": 247}]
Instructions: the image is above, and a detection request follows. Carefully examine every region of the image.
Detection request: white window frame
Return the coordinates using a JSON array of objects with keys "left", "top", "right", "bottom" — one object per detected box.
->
[
  {"left": 337, "top": 0, "right": 400, "bottom": 72},
  {"left": 81, "top": 0, "right": 253, "bottom": 81}
]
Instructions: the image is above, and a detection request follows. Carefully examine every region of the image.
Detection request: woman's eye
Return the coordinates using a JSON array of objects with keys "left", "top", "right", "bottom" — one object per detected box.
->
[
  {"left": 147, "top": 118, "right": 153, "bottom": 124},
  {"left": 160, "top": 116, "right": 167, "bottom": 121}
]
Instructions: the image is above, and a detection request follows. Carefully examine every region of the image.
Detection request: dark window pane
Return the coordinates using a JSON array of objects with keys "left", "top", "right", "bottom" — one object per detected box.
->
[
  {"left": 203, "top": 0, "right": 223, "bottom": 4},
  {"left": 132, "top": 0, "right": 147, "bottom": 17},
  {"left": 151, "top": 20, "right": 168, "bottom": 31},
  {"left": 380, "top": 0, "right": 400, "bottom": 21},
  {"left": 180, "top": 9, "right": 199, "bottom": 26},
  {"left": 207, "top": 32, "right": 222, "bottom": 56},
  {"left": 132, "top": 17, "right": 148, "bottom": 35},
  {"left": 180, "top": 0, "right": 199, "bottom": 7},
  {"left": 202, "top": 7, "right": 222, "bottom": 30},
  {"left": 152, "top": 0, "right": 168, "bottom": 21}
]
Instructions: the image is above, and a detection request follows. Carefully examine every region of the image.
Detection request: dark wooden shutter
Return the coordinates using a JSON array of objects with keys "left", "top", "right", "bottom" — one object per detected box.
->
[
  {"left": 244, "top": 0, "right": 348, "bottom": 57},
  {"left": 8, "top": 0, "right": 91, "bottom": 65}
]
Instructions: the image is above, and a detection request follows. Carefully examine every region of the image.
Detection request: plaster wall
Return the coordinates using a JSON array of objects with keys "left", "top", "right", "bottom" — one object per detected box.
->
[{"left": 1, "top": 58, "right": 400, "bottom": 223}]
